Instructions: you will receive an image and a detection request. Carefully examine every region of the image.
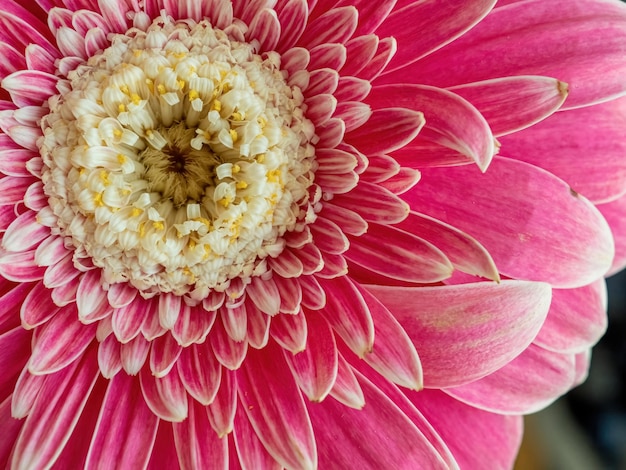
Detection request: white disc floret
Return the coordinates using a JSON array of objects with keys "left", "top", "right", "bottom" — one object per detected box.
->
[{"left": 40, "top": 16, "right": 316, "bottom": 297}]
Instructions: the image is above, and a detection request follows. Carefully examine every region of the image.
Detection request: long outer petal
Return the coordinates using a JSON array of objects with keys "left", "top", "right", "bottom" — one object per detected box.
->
[
  {"left": 86, "top": 373, "right": 159, "bottom": 469},
  {"left": 404, "top": 157, "right": 615, "bottom": 288},
  {"left": 12, "top": 346, "right": 99, "bottom": 470},
  {"left": 390, "top": 0, "right": 626, "bottom": 109},
  {"left": 238, "top": 341, "right": 317, "bottom": 470},
  {"left": 368, "top": 280, "right": 551, "bottom": 387},
  {"left": 444, "top": 344, "right": 575, "bottom": 414},
  {"left": 406, "top": 388, "right": 523, "bottom": 469}
]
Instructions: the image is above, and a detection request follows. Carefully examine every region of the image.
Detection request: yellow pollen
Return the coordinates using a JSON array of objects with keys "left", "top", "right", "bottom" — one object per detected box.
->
[
  {"left": 256, "top": 153, "right": 265, "bottom": 163},
  {"left": 229, "top": 129, "right": 238, "bottom": 143},
  {"left": 157, "top": 84, "right": 167, "bottom": 95},
  {"left": 145, "top": 79, "right": 154, "bottom": 93},
  {"left": 113, "top": 129, "right": 123, "bottom": 138},
  {"left": 173, "top": 51, "right": 187, "bottom": 59},
  {"left": 120, "top": 85, "right": 130, "bottom": 94},
  {"left": 211, "top": 99, "right": 221, "bottom": 112},
  {"left": 219, "top": 197, "right": 232, "bottom": 207},
  {"left": 121, "top": 189, "right": 131, "bottom": 196},
  {"left": 267, "top": 169, "right": 281, "bottom": 183},
  {"left": 203, "top": 244, "right": 211, "bottom": 259},
  {"left": 178, "top": 79, "right": 185, "bottom": 90},
  {"left": 131, "top": 93, "right": 142, "bottom": 105},
  {"left": 138, "top": 222, "right": 145, "bottom": 237},
  {"left": 132, "top": 208, "right": 142, "bottom": 217},
  {"left": 93, "top": 193, "right": 104, "bottom": 207},
  {"left": 236, "top": 181, "right": 248, "bottom": 189},
  {"left": 117, "top": 154, "right": 126, "bottom": 164},
  {"left": 152, "top": 221, "right": 165, "bottom": 231},
  {"left": 188, "top": 239, "right": 196, "bottom": 249},
  {"left": 189, "top": 89, "right": 199, "bottom": 101},
  {"left": 100, "top": 170, "right": 110, "bottom": 185},
  {"left": 232, "top": 164, "right": 241, "bottom": 174},
  {"left": 222, "top": 83, "right": 232, "bottom": 93},
  {"left": 231, "top": 111, "right": 243, "bottom": 121},
  {"left": 118, "top": 103, "right": 126, "bottom": 113},
  {"left": 133, "top": 49, "right": 142, "bottom": 57}
]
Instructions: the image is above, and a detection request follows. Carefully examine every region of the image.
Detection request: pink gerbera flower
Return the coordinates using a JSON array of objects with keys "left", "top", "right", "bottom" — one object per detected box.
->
[{"left": 1, "top": 0, "right": 626, "bottom": 468}]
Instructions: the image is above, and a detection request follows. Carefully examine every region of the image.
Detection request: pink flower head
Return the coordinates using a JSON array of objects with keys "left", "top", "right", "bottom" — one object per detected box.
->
[{"left": 1, "top": 0, "right": 626, "bottom": 468}]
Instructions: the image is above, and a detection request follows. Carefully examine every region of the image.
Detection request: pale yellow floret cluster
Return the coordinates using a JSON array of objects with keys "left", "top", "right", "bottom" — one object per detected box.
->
[{"left": 39, "top": 16, "right": 317, "bottom": 298}]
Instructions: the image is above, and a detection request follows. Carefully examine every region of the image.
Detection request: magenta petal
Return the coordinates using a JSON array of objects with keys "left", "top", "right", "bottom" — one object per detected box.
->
[
  {"left": 12, "top": 347, "right": 99, "bottom": 470},
  {"left": 0, "top": 396, "right": 23, "bottom": 466},
  {"left": 270, "top": 308, "right": 307, "bottom": 353},
  {"left": 238, "top": 342, "right": 317, "bottom": 470},
  {"left": 346, "top": 222, "right": 453, "bottom": 284},
  {"left": 2, "top": 70, "right": 59, "bottom": 107},
  {"left": 177, "top": 341, "right": 221, "bottom": 406},
  {"left": 598, "top": 195, "right": 626, "bottom": 275},
  {"left": 449, "top": 75, "right": 567, "bottom": 136},
  {"left": 317, "top": 276, "right": 374, "bottom": 357},
  {"left": 284, "top": 312, "right": 337, "bottom": 401},
  {"left": 445, "top": 343, "right": 575, "bottom": 414},
  {"left": 405, "top": 157, "right": 615, "bottom": 288},
  {"left": 139, "top": 367, "right": 188, "bottom": 422},
  {"left": 210, "top": 315, "right": 248, "bottom": 370},
  {"left": 359, "top": 285, "right": 423, "bottom": 390},
  {"left": 369, "top": 84, "right": 495, "bottom": 171},
  {"left": 3, "top": 210, "right": 49, "bottom": 252},
  {"left": 20, "top": 280, "right": 59, "bottom": 329},
  {"left": 377, "top": 0, "right": 496, "bottom": 73},
  {"left": 173, "top": 400, "right": 227, "bottom": 470},
  {"left": 500, "top": 96, "right": 626, "bottom": 204},
  {"left": 534, "top": 280, "right": 607, "bottom": 353},
  {"left": 407, "top": 388, "right": 523, "bottom": 469},
  {"left": 233, "top": 404, "right": 282, "bottom": 470},
  {"left": 399, "top": 0, "right": 626, "bottom": 109},
  {"left": 86, "top": 373, "right": 159, "bottom": 469},
  {"left": 29, "top": 305, "right": 97, "bottom": 375},
  {"left": 328, "top": 352, "right": 365, "bottom": 409},
  {"left": 149, "top": 333, "right": 182, "bottom": 378},
  {"left": 368, "top": 280, "right": 551, "bottom": 387},
  {"left": 0, "top": 326, "right": 30, "bottom": 401},
  {"left": 207, "top": 369, "right": 237, "bottom": 437},
  {"left": 308, "top": 370, "right": 449, "bottom": 469},
  {"left": 398, "top": 211, "right": 499, "bottom": 281}
]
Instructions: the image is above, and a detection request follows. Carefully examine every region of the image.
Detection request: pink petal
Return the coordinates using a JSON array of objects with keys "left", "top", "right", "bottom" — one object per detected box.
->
[
  {"left": 274, "top": 275, "right": 302, "bottom": 314},
  {"left": 308, "top": 370, "right": 450, "bottom": 469},
  {"left": 276, "top": 0, "right": 308, "bottom": 53},
  {"left": 404, "top": 157, "right": 615, "bottom": 288},
  {"left": 406, "top": 388, "right": 523, "bottom": 469},
  {"left": 19, "top": 280, "right": 58, "bottom": 329},
  {"left": 206, "top": 369, "right": 237, "bottom": 437},
  {"left": 11, "top": 347, "right": 99, "bottom": 470},
  {"left": 0, "top": 396, "right": 23, "bottom": 465},
  {"left": 139, "top": 367, "right": 188, "bottom": 422},
  {"left": 0, "top": 326, "right": 30, "bottom": 400},
  {"left": 97, "top": 0, "right": 129, "bottom": 31},
  {"left": 598, "top": 195, "right": 626, "bottom": 275},
  {"left": 345, "top": 107, "right": 425, "bottom": 155},
  {"left": 86, "top": 373, "right": 159, "bottom": 469},
  {"left": 246, "top": 276, "right": 280, "bottom": 316},
  {"left": 2, "top": 70, "right": 59, "bottom": 107},
  {"left": 284, "top": 312, "right": 337, "bottom": 401},
  {"left": 398, "top": 211, "right": 499, "bottom": 281},
  {"left": 368, "top": 280, "right": 551, "bottom": 387},
  {"left": 247, "top": 301, "right": 271, "bottom": 349},
  {"left": 331, "top": 180, "right": 409, "bottom": 224},
  {"left": 450, "top": 75, "right": 567, "bottom": 136},
  {"left": 246, "top": 8, "right": 280, "bottom": 52},
  {"left": 298, "top": 274, "right": 326, "bottom": 310},
  {"left": 111, "top": 300, "right": 148, "bottom": 344},
  {"left": 377, "top": 0, "right": 496, "bottom": 73},
  {"left": 177, "top": 340, "right": 221, "bottom": 406},
  {"left": 239, "top": 342, "right": 317, "bottom": 470},
  {"left": 221, "top": 302, "right": 248, "bottom": 342},
  {"left": 173, "top": 400, "right": 228, "bottom": 470},
  {"left": 158, "top": 292, "right": 181, "bottom": 330},
  {"left": 369, "top": 84, "right": 495, "bottom": 171},
  {"left": 533, "top": 280, "right": 607, "bottom": 353},
  {"left": 396, "top": 0, "right": 626, "bottom": 109},
  {"left": 76, "top": 269, "right": 109, "bottom": 323},
  {"left": 149, "top": 333, "right": 182, "bottom": 378},
  {"left": 0, "top": 249, "right": 45, "bottom": 282},
  {"left": 445, "top": 343, "right": 575, "bottom": 414},
  {"left": 210, "top": 315, "right": 247, "bottom": 370},
  {"left": 297, "top": 6, "right": 357, "bottom": 49},
  {"left": 309, "top": 43, "right": 346, "bottom": 71},
  {"left": 317, "top": 275, "right": 374, "bottom": 357},
  {"left": 120, "top": 334, "right": 150, "bottom": 375},
  {"left": 29, "top": 304, "right": 97, "bottom": 375},
  {"left": 318, "top": 201, "right": 367, "bottom": 237},
  {"left": 3, "top": 211, "right": 49, "bottom": 252},
  {"left": 97, "top": 334, "right": 122, "bottom": 379},
  {"left": 270, "top": 308, "right": 307, "bottom": 353},
  {"left": 171, "top": 303, "right": 215, "bottom": 347},
  {"left": 346, "top": 222, "right": 453, "bottom": 284},
  {"left": 233, "top": 404, "right": 282, "bottom": 470},
  {"left": 328, "top": 352, "right": 365, "bottom": 409},
  {"left": 500, "top": 95, "right": 626, "bottom": 204},
  {"left": 358, "top": 285, "right": 423, "bottom": 390}
]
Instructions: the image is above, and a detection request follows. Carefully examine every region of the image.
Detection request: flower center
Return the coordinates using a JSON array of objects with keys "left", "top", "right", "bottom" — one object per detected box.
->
[{"left": 39, "top": 17, "right": 316, "bottom": 298}]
